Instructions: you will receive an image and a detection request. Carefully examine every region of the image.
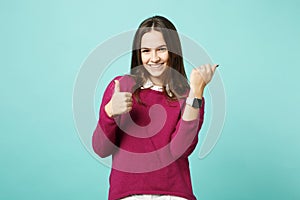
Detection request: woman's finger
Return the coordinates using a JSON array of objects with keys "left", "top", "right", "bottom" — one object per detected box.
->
[
  {"left": 127, "top": 102, "right": 133, "bottom": 107},
  {"left": 125, "top": 97, "right": 132, "bottom": 102},
  {"left": 205, "top": 64, "right": 210, "bottom": 74}
]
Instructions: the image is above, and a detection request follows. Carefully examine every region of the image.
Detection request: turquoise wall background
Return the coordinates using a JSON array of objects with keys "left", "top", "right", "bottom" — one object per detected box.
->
[{"left": 1, "top": 0, "right": 299, "bottom": 199}]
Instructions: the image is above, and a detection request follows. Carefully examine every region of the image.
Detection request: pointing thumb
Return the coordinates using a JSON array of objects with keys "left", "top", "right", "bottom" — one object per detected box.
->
[
  {"left": 212, "top": 64, "right": 219, "bottom": 73},
  {"left": 114, "top": 80, "right": 120, "bottom": 93}
]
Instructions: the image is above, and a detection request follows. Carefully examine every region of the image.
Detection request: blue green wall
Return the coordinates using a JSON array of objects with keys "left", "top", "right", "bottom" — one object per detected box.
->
[{"left": 1, "top": 0, "right": 299, "bottom": 199}]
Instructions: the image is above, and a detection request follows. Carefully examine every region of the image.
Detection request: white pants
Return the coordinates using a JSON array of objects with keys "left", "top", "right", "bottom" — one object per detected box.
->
[{"left": 120, "top": 194, "right": 188, "bottom": 200}]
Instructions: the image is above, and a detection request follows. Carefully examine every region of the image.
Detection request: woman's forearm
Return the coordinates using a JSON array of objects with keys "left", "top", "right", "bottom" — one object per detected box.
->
[{"left": 182, "top": 88, "right": 204, "bottom": 121}]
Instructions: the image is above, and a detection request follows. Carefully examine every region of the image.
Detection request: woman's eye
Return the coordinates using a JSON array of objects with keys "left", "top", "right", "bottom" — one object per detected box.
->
[
  {"left": 158, "top": 48, "right": 167, "bottom": 52},
  {"left": 141, "top": 49, "right": 149, "bottom": 53}
]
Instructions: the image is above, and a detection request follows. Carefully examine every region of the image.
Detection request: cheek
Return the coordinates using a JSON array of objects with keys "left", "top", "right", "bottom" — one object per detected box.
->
[
  {"left": 141, "top": 54, "right": 149, "bottom": 64},
  {"left": 161, "top": 53, "right": 169, "bottom": 62}
]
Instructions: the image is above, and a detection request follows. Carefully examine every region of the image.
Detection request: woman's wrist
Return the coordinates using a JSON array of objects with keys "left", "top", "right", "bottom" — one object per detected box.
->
[{"left": 189, "top": 85, "right": 205, "bottom": 99}]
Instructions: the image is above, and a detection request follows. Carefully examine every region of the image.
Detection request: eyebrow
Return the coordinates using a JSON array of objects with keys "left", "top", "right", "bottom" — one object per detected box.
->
[{"left": 140, "top": 45, "right": 167, "bottom": 49}]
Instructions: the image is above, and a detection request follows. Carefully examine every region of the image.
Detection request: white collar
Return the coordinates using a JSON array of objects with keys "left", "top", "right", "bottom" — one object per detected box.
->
[{"left": 141, "top": 79, "right": 173, "bottom": 97}]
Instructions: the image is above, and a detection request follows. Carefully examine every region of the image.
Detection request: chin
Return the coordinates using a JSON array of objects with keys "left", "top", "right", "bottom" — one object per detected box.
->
[{"left": 149, "top": 73, "right": 164, "bottom": 78}]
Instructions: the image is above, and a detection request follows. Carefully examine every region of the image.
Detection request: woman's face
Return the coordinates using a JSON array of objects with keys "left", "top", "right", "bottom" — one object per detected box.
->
[{"left": 141, "top": 30, "right": 169, "bottom": 86}]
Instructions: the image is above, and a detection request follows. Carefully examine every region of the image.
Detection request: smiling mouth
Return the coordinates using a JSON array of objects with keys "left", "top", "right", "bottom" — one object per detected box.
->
[{"left": 148, "top": 64, "right": 163, "bottom": 68}]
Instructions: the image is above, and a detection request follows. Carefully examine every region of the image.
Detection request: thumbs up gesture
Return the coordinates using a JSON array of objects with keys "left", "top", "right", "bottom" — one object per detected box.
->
[
  {"left": 105, "top": 80, "right": 133, "bottom": 117},
  {"left": 190, "top": 64, "right": 219, "bottom": 97}
]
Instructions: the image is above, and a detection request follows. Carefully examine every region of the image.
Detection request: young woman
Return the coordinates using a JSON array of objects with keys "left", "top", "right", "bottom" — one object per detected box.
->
[{"left": 92, "top": 15, "right": 218, "bottom": 200}]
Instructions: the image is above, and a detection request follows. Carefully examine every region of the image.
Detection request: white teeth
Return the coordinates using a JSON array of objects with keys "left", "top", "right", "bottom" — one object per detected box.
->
[{"left": 149, "top": 64, "right": 162, "bottom": 68}]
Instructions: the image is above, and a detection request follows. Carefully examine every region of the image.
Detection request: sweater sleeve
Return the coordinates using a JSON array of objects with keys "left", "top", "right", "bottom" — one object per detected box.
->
[
  {"left": 170, "top": 98, "right": 205, "bottom": 159},
  {"left": 92, "top": 76, "right": 122, "bottom": 158}
]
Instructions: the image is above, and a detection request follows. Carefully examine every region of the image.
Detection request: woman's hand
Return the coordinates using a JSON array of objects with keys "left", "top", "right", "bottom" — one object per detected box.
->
[
  {"left": 189, "top": 64, "right": 219, "bottom": 98},
  {"left": 105, "top": 80, "right": 133, "bottom": 117}
]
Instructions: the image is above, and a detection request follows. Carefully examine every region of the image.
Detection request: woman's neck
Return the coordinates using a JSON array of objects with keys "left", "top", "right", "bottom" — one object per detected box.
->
[{"left": 149, "top": 77, "right": 163, "bottom": 87}]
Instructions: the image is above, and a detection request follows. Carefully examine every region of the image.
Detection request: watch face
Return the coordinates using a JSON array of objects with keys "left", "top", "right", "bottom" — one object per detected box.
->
[
  {"left": 186, "top": 97, "right": 202, "bottom": 108},
  {"left": 192, "top": 98, "right": 202, "bottom": 108}
]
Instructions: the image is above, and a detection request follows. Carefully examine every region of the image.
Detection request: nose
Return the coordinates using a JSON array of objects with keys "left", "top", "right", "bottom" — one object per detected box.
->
[{"left": 150, "top": 50, "right": 160, "bottom": 63}]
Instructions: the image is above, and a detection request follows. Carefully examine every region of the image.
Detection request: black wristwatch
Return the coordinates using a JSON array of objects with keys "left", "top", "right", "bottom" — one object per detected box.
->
[{"left": 186, "top": 97, "right": 203, "bottom": 108}]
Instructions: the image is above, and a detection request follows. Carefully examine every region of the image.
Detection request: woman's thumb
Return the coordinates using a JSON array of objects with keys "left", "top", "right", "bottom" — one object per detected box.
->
[
  {"left": 212, "top": 64, "right": 219, "bottom": 73},
  {"left": 114, "top": 80, "right": 120, "bottom": 93}
]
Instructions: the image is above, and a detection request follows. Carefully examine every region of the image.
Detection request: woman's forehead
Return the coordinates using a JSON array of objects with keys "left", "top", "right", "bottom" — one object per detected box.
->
[{"left": 141, "top": 31, "right": 166, "bottom": 48}]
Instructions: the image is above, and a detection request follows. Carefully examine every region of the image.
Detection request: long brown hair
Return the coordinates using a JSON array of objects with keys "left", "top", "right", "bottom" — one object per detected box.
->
[{"left": 130, "top": 15, "right": 189, "bottom": 103}]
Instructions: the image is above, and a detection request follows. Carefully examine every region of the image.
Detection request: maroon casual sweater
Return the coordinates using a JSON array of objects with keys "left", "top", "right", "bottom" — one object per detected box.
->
[{"left": 92, "top": 75, "right": 205, "bottom": 200}]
